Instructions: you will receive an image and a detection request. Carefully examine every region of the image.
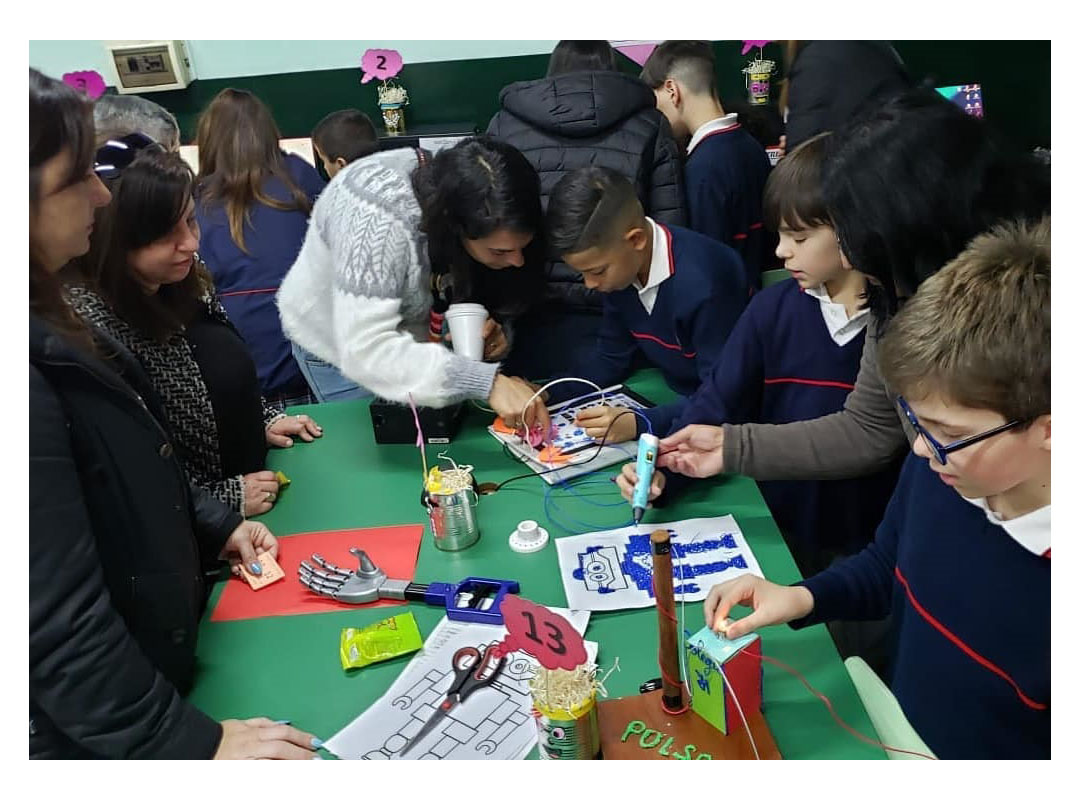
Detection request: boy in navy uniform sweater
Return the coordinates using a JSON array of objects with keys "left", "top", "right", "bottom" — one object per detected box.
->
[
  {"left": 703, "top": 218, "right": 1051, "bottom": 759},
  {"left": 639, "top": 134, "right": 902, "bottom": 577},
  {"left": 544, "top": 166, "right": 747, "bottom": 442},
  {"left": 641, "top": 41, "right": 775, "bottom": 290}
]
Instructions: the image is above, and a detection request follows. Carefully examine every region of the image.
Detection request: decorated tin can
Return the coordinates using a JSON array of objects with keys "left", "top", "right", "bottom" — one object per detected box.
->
[{"left": 532, "top": 692, "right": 600, "bottom": 760}]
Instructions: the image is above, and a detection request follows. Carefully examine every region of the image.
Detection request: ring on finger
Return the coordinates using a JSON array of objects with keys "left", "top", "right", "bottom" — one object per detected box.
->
[{"left": 265, "top": 491, "right": 275, "bottom": 502}]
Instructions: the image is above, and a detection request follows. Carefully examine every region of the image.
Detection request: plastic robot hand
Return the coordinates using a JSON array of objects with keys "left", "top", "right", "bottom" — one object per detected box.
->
[{"left": 298, "top": 547, "right": 387, "bottom": 604}]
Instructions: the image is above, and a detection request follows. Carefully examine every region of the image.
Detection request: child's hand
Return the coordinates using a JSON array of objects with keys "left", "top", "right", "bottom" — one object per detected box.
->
[
  {"left": 703, "top": 576, "right": 815, "bottom": 639},
  {"left": 575, "top": 405, "right": 636, "bottom": 443},
  {"left": 615, "top": 462, "right": 665, "bottom": 503},
  {"left": 481, "top": 318, "right": 510, "bottom": 361}
]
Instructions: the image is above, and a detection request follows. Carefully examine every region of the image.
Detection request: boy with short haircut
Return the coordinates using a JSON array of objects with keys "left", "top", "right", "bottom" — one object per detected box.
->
[
  {"left": 703, "top": 218, "right": 1051, "bottom": 759},
  {"left": 311, "top": 109, "right": 378, "bottom": 179},
  {"left": 640, "top": 41, "right": 775, "bottom": 289},
  {"left": 653, "top": 133, "right": 902, "bottom": 579},
  {"left": 546, "top": 166, "right": 748, "bottom": 441}
]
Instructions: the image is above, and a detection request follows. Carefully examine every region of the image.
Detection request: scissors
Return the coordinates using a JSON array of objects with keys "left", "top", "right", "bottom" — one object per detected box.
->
[{"left": 397, "top": 644, "right": 506, "bottom": 758}]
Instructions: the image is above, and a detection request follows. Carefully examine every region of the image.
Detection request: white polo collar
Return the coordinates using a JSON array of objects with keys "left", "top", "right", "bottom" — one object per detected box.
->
[
  {"left": 803, "top": 284, "right": 870, "bottom": 346},
  {"left": 961, "top": 496, "right": 1051, "bottom": 559},
  {"left": 633, "top": 218, "right": 673, "bottom": 315},
  {"left": 687, "top": 113, "right": 740, "bottom": 155}
]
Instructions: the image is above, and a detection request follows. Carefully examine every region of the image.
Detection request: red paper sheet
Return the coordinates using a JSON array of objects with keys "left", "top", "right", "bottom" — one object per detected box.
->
[{"left": 210, "top": 525, "right": 425, "bottom": 622}]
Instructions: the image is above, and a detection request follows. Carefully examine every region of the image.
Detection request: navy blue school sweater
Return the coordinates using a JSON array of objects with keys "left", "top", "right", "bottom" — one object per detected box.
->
[
  {"left": 670, "top": 280, "right": 901, "bottom": 573},
  {"left": 555, "top": 223, "right": 747, "bottom": 434},
  {"left": 684, "top": 124, "right": 775, "bottom": 291},
  {"left": 794, "top": 453, "right": 1050, "bottom": 759},
  {"left": 196, "top": 153, "right": 325, "bottom": 399}
]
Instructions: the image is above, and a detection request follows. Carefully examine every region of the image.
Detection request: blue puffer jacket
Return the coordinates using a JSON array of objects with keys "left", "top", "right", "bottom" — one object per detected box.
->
[{"left": 195, "top": 153, "right": 325, "bottom": 398}]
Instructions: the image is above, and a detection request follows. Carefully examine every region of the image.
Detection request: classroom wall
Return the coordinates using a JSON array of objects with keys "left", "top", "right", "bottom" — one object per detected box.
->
[{"left": 29, "top": 40, "right": 1050, "bottom": 151}]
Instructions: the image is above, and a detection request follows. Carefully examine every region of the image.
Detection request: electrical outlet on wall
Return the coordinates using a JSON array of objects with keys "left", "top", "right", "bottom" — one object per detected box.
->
[{"left": 105, "top": 40, "right": 194, "bottom": 94}]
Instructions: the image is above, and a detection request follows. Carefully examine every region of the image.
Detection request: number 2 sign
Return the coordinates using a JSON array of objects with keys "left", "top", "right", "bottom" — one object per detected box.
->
[
  {"left": 360, "top": 49, "right": 403, "bottom": 84},
  {"left": 490, "top": 595, "right": 588, "bottom": 670}
]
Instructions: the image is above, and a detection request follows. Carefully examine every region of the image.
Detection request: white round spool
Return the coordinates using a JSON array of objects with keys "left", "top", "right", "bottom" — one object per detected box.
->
[{"left": 509, "top": 519, "right": 549, "bottom": 553}]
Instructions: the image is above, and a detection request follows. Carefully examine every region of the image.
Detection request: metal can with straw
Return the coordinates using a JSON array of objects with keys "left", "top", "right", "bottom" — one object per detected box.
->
[
  {"left": 530, "top": 665, "right": 601, "bottom": 760},
  {"left": 423, "top": 465, "right": 480, "bottom": 552}
]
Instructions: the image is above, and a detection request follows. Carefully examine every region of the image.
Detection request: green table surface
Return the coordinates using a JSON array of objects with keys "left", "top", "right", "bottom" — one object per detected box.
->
[{"left": 188, "top": 369, "right": 884, "bottom": 760}]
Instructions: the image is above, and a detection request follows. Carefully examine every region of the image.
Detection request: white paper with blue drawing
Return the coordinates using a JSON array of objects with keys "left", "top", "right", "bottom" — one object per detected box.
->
[{"left": 554, "top": 515, "right": 764, "bottom": 611}]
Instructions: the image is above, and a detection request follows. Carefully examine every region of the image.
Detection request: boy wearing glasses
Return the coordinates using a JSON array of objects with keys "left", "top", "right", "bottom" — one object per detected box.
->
[{"left": 701, "top": 218, "right": 1050, "bottom": 759}]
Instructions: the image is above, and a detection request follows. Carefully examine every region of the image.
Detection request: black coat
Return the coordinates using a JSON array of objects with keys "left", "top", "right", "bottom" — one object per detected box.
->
[
  {"left": 487, "top": 70, "right": 687, "bottom": 311},
  {"left": 785, "top": 41, "right": 912, "bottom": 151},
  {"left": 29, "top": 314, "right": 241, "bottom": 759}
]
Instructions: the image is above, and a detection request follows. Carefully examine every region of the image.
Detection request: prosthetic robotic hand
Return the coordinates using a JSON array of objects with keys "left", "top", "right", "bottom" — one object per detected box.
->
[{"left": 298, "top": 547, "right": 394, "bottom": 604}]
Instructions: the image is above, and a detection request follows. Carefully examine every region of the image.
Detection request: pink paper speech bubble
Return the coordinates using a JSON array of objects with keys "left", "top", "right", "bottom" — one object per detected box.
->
[
  {"left": 360, "top": 49, "right": 403, "bottom": 84},
  {"left": 490, "top": 595, "right": 587, "bottom": 671},
  {"left": 62, "top": 70, "right": 106, "bottom": 100},
  {"left": 740, "top": 40, "right": 774, "bottom": 56}
]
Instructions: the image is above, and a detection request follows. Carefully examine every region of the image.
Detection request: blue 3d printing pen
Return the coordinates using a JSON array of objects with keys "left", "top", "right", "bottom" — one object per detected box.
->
[{"left": 632, "top": 433, "right": 660, "bottom": 524}]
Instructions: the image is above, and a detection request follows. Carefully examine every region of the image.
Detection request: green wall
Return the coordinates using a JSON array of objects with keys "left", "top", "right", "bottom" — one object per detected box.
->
[{"left": 135, "top": 40, "right": 1048, "bottom": 151}]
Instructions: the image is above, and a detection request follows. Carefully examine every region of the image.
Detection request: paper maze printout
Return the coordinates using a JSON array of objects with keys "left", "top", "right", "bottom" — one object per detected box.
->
[
  {"left": 325, "top": 610, "right": 596, "bottom": 760},
  {"left": 555, "top": 515, "right": 764, "bottom": 612}
]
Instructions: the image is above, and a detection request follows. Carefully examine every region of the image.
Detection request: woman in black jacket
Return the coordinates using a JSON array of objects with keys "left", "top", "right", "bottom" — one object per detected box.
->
[
  {"left": 29, "top": 68, "right": 318, "bottom": 760},
  {"left": 488, "top": 40, "right": 686, "bottom": 377},
  {"left": 66, "top": 141, "right": 322, "bottom": 520}
]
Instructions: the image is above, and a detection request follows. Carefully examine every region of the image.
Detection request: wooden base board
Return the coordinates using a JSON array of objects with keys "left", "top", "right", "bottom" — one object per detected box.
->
[{"left": 596, "top": 693, "right": 781, "bottom": 760}]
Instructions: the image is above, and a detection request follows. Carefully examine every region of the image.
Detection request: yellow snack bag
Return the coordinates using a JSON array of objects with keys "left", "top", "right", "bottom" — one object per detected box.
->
[{"left": 340, "top": 612, "right": 423, "bottom": 671}]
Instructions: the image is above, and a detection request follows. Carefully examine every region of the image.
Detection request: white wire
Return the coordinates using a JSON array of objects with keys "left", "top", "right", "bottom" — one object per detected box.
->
[
  {"left": 519, "top": 377, "right": 605, "bottom": 427},
  {"left": 720, "top": 663, "right": 761, "bottom": 760}
]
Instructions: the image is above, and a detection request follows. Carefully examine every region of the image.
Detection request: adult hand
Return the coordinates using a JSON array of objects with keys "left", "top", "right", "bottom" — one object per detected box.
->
[
  {"left": 703, "top": 576, "right": 814, "bottom": 640},
  {"left": 658, "top": 425, "right": 726, "bottom": 478},
  {"left": 615, "top": 462, "right": 666, "bottom": 504},
  {"left": 214, "top": 718, "right": 320, "bottom": 760},
  {"left": 481, "top": 318, "right": 510, "bottom": 362},
  {"left": 575, "top": 405, "right": 637, "bottom": 443},
  {"left": 267, "top": 413, "right": 323, "bottom": 448},
  {"left": 220, "top": 519, "right": 279, "bottom": 578},
  {"left": 488, "top": 374, "right": 551, "bottom": 433},
  {"left": 243, "top": 470, "right": 280, "bottom": 517}
]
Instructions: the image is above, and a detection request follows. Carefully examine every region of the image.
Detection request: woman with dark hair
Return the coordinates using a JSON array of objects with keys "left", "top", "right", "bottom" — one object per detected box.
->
[
  {"left": 29, "top": 68, "right": 317, "bottom": 759},
  {"left": 195, "top": 88, "right": 325, "bottom": 404},
  {"left": 278, "top": 136, "right": 551, "bottom": 430},
  {"left": 487, "top": 40, "right": 686, "bottom": 377},
  {"left": 619, "top": 90, "right": 1050, "bottom": 496},
  {"left": 66, "top": 140, "right": 321, "bottom": 519}
]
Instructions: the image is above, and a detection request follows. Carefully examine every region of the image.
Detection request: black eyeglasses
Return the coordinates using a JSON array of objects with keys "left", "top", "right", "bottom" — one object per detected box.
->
[
  {"left": 94, "top": 132, "right": 163, "bottom": 180},
  {"left": 897, "top": 395, "right": 1026, "bottom": 466}
]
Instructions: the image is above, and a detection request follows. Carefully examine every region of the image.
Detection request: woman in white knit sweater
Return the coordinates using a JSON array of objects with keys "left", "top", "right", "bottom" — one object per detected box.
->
[{"left": 279, "top": 137, "right": 550, "bottom": 429}]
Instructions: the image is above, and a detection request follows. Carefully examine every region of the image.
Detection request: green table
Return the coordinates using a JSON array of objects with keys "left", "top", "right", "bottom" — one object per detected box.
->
[{"left": 189, "top": 370, "right": 883, "bottom": 759}]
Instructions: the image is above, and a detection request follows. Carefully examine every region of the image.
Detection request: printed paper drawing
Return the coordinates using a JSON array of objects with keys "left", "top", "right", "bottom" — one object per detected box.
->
[
  {"left": 324, "top": 611, "right": 596, "bottom": 760},
  {"left": 555, "top": 516, "right": 764, "bottom": 612},
  {"left": 487, "top": 384, "right": 652, "bottom": 484}
]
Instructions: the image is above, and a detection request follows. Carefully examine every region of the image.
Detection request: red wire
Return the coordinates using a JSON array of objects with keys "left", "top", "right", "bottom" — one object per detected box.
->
[
  {"left": 651, "top": 574, "right": 689, "bottom": 714},
  {"left": 741, "top": 649, "right": 937, "bottom": 760}
]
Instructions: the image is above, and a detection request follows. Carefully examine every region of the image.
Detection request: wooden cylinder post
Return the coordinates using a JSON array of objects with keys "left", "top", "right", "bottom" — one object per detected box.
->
[{"left": 650, "top": 529, "right": 685, "bottom": 712}]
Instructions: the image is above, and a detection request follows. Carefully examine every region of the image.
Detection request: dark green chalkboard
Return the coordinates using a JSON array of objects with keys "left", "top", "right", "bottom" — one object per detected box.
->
[{"left": 140, "top": 41, "right": 1047, "bottom": 152}]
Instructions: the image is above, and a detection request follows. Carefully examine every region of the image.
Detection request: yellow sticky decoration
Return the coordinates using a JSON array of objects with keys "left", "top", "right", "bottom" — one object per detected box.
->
[
  {"left": 339, "top": 612, "right": 423, "bottom": 671},
  {"left": 275, "top": 470, "right": 291, "bottom": 488}
]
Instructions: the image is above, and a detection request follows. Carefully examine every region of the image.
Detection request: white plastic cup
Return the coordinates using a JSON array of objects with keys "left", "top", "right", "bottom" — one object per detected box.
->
[{"left": 445, "top": 303, "right": 489, "bottom": 361}]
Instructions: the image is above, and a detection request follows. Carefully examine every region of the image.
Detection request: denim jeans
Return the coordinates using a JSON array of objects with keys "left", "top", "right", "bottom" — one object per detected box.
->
[{"left": 291, "top": 343, "right": 372, "bottom": 403}]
